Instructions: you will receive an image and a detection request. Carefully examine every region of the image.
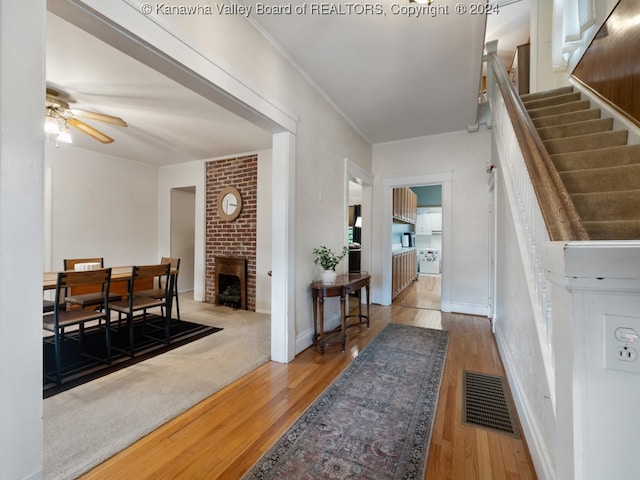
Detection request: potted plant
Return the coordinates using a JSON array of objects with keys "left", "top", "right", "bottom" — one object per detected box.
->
[{"left": 313, "top": 245, "right": 349, "bottom": 283}]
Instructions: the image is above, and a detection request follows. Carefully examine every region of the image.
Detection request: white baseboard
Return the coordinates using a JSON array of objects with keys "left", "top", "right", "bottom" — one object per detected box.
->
[
  {"left": 448, "top": 301, "right": 489, "bottom": 317},
  {"left": 295, "top": 327, "right": 314, "bottom": 355},
  {"left": 295, "top": 314, "right": 342, "bottom": 355}
]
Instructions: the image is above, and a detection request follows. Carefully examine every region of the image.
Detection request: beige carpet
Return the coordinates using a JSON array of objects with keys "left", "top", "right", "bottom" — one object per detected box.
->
[{"left": 43, "top": 297, "right": 271, "bottom": 480}]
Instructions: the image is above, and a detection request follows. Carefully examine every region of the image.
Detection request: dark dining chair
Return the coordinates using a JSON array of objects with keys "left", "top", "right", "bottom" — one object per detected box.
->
[
  {"left": 43, "top": 268, "right": 113, "bottom": 386},
  {"left": 63, "top": 257, "right": 122, "bottom": 309},
  {"left": 135, "top": 257, "right": 181, "bottom": 320},
  {"left": 109, "top": 263, "right": 173, "bottom": 357}
]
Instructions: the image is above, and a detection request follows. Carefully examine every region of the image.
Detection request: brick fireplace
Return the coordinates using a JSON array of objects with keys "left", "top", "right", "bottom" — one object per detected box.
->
[{"left": 205, "top": 155, "right": 257, "bottom": 310}]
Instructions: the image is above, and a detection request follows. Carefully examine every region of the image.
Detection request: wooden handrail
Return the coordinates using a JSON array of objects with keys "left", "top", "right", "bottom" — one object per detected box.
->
[{"left": 488, "top": 52, "right": 589, "bottom": 241}]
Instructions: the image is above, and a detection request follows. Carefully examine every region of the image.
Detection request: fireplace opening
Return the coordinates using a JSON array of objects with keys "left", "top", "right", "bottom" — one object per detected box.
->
[
  {"left": 217, "top": 274, "right": 241, "bottom": 308},
  {"left": 214, "top": 256, "right": 247, "bottom": 310}
]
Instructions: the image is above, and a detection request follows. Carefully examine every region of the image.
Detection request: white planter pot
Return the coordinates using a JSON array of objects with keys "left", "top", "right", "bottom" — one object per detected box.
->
[{"left": 321, "top": 270, "right": 337, "bottom": 284}]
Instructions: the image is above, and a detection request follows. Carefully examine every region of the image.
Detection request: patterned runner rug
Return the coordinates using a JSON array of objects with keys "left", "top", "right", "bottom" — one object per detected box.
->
[{"left": 243, "top": 323, "right": 449, "bottom": 479}]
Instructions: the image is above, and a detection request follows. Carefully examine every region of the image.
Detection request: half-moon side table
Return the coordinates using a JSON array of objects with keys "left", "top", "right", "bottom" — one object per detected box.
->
[{"left": 310, "top": 272, "right": 371, "bottom": 354}]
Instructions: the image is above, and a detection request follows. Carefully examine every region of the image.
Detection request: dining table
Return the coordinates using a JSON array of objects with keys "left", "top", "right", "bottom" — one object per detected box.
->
[
  {"left": 43, "top": 265, "right": 178, "bottom": 297},
  {"left": 44, "top": 266, "right": 135, "bottom": 290}
]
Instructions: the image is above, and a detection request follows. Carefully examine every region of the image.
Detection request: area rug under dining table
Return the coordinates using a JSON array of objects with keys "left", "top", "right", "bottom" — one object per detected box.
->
[
  {"left": 43, "top": 313, "right": 222, "bottom": 397},
  {"left": 242, "top": 323, "right": 449, "bottom": 480}
]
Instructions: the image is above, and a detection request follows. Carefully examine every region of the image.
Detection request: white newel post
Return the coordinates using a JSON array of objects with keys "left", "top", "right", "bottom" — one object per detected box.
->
[{"left": 544, "top": 241, "right": 640, "bottom": 480}]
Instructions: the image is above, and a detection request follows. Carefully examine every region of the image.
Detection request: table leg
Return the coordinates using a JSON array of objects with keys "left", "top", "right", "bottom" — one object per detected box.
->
[
  {"left": 365, "top": 284, "right": 370, "bottom": 328},
  {"left": 340, "top": 294, "right": 346, "bottom": 351},
  {"left": 319, "top": 297, "right": 325, "bottom": 354},
  {"left": 312, "top": 297, "right": 318, "bottom": 345}
]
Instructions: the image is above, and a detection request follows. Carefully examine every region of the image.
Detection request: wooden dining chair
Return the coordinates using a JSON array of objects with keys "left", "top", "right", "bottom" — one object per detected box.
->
[
  {"left": 43, "top": 268, "right": 113, "bottom": 386},
  {"left": 135, "top": 257, "right": 181, "bottom": 320},
  {"left": 63, "top": 257, "right": 122, "bottom": 309},
  {"left": 109, "top": 263, "right": 173, "bottom": 357}
]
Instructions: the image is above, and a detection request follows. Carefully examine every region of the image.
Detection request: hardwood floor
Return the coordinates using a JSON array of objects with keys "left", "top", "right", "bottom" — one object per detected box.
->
[
  {"left": 393, "top": 273, "right": 441, "bottom": 310},
  {"left": 81, "top": 283, "right": 537, "bottom": 480}
]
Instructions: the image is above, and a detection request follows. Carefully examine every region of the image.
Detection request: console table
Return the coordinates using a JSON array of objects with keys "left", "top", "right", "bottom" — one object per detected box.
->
[{"left": 310, "top": 273, "right": 370, "bottom": 354}]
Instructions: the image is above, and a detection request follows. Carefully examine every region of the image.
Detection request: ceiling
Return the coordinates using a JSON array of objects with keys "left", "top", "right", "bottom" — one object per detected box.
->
[{"left": 46, "top": 1, "right": 529, "bottom": 166}]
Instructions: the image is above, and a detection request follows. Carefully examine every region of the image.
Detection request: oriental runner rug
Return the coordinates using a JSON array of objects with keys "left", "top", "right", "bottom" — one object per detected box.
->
[{"left": 243, "top": 323, "right": 449, "bottom": 480}]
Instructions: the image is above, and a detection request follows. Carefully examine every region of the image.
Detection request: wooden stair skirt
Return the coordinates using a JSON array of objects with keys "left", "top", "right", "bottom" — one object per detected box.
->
[{"left": 521, "top": 86, "right": 640, "bottom": 240}]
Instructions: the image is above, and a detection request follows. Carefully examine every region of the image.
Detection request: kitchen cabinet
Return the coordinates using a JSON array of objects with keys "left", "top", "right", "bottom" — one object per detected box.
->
[
  {"left": 392, "top": 249, "right": 417, "bottom": 299},
  {"left": 391, "top": 187, "right": 417, "bottom": 298},
  {"left": 416, "top": 208, "right": 442, "bottom": 235},
  {"left": 392, "top": 187, "right": 417, "bottom": 224}
]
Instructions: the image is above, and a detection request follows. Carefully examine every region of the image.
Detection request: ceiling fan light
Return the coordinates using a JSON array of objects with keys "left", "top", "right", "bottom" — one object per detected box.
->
[
  {"left": 45, "top": 115, "right": 60, "bottom": 135},
  {"left": 57, "top": 123, "right": 73, "bottom": 144}
]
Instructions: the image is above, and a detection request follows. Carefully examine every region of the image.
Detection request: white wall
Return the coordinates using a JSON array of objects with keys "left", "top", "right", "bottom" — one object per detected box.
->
[
  {"left": 45, "top": 143, "right": 158, "bottom": 269},
  {"left": 373, "top": 129, "right": 491, "bottom": 314}
]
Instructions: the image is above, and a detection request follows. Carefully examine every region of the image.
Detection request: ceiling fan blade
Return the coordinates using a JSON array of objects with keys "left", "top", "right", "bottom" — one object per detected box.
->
[
  {"left": 75, "top": 110, "right": 128, "bottom": 127},
  {"left": 67, "top": 118, "right": 115, "bottom": 144}
]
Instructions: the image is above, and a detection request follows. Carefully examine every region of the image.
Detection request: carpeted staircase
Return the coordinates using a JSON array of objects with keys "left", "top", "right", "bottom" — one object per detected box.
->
[{"left": 521, "top": 86, "right": 640, "bottom": 240}]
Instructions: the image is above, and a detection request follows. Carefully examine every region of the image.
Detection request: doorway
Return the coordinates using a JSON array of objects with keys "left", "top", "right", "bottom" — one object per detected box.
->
[
  {"left": 380, "top": 171, "right": 451, "bottom": 310},
  {"left": 170, "top": 187, "right": 196, "bottom": 293},
  {"left": 345, "top": 158, "right": 373, "bottom": 277},
  {"left": 392, "top": 185, "right": 442, "bottom": 310}
]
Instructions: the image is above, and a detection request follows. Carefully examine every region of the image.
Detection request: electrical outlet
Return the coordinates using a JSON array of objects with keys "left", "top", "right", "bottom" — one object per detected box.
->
[
  {"left": 603, "top": 314, "right": 640, "bottom": 373},
  {"left": 616, "top": 346, "right": 638, "bottom": 362}
]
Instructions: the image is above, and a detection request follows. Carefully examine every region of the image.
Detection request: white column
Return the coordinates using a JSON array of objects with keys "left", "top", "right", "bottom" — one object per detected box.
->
[
  {"left": 0, "top": 1, "right": 46, "bottom": 479},
  {"left": 270, "top": 131, "right": 296, "bottom": 363}
]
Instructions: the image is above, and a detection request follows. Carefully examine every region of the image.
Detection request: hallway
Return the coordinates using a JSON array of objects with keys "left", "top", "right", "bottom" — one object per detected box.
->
[
  {"left": 393, "top": 273, "right": 441, "bottom": 310},
  {"left": 81, "top": 293, "right": 537, "bottom": 479}
]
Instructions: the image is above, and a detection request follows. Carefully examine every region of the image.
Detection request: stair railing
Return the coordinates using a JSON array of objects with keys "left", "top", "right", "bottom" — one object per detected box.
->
[
  {"left": 484, "top": 40, "right": 586, "bottom": 410},
  {"left": 486, "top": 45, "right": 589, "bottom": 242}
]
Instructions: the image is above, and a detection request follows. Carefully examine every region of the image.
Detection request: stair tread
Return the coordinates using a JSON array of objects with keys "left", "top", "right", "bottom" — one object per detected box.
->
[
  {"left": 543, "top": 130, "right": 628, "bottom": 154},
  {"left": 562, "top": 164, "right": 640, "bottom": 194},
  {"left": 527, "top": 100, "right": 591, "bottom": 119},
  {"left": 537, "top": 118, "right": 613, "bottom": 140},
  {"left": 582, "top": 219, "right": 640, "bottom": 240},
  {"left": 532, "top": 109, "right": 601, "bottom": 128},
  {"left": 524, "top": 92, "right": 582, "bottom": 111},
  {"left": 551, "top": 144, "right": 640, "bottom": 171},
  {"left": 571, "top": 188, "right": 640, "bottom": 217},
  {"left": 520, "top": 86, "right": 573, "bottom": 102}
]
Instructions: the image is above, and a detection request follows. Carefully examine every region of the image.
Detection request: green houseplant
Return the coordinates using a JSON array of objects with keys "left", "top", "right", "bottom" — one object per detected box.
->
[{"left": 313, "top": 245, "right": 348, "bottom": 283}]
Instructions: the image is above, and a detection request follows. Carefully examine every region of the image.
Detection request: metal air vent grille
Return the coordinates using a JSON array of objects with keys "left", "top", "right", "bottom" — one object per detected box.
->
[{"left": 462, "top": 370, "right": 520, "bottom": 438}]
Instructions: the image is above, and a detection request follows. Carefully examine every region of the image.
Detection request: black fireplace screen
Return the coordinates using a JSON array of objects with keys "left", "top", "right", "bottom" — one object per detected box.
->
[{"left": 217, "top": 273, "right": 241, "bottom": 308}]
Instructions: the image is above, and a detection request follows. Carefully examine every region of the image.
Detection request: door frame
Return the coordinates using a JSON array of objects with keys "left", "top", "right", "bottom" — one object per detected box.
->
[{"left": 379, "top": 171, "right": 452, "bottom": 309}]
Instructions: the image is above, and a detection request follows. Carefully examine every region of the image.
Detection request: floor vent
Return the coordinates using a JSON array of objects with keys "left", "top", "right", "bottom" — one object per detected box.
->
[{"left": 462, "top": 370, "right": 520, "bottom": 438}]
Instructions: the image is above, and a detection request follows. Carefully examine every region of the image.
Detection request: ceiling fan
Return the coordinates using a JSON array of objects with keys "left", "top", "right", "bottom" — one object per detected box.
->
[{"left": 45, "top": 87, "right": 127, "bottom": 144}]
